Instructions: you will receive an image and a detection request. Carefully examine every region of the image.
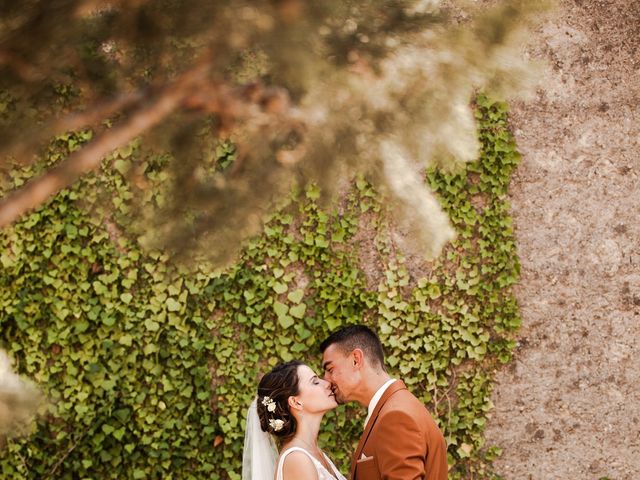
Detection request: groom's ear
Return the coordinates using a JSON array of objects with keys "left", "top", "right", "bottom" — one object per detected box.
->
[{"left": 352, "top": 348, "right": 364, "bottom": 368}]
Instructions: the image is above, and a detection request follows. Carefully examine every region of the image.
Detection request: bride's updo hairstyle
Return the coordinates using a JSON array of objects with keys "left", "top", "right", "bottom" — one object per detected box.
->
[{"left": 257, "top": 360, "right": 303, "bottom": 442}]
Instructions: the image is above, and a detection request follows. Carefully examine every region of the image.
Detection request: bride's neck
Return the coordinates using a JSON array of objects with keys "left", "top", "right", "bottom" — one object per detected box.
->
[{"left": 288, "top": 413, "right": 323, "bottom": 448}]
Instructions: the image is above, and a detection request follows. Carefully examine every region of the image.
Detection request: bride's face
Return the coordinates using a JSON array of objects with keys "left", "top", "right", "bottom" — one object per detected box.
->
[{"left": 292, "top": 365, "right": 337, "bottom": 414}]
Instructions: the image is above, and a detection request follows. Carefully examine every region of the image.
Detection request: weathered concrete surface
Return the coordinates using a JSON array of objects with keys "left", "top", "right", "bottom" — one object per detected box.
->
[{"left": 484, "top": 1, "right": 640, "bottom": 479}]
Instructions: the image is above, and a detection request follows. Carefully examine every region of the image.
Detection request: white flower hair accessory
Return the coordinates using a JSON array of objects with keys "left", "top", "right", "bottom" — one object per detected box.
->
[
  {"left": 261, "top": 396, "right": 277, "bottom": 413},
  {"left": 268, "top": 418, "right": 284, "bottom": 432},
  {"left": 261, "top": 396, "right": 284, "bottom": 432}
]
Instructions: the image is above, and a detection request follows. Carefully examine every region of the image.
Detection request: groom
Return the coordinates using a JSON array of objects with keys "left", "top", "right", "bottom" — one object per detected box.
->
[{"left": 321, "top": 325, "right": 448, "bottom": 480}]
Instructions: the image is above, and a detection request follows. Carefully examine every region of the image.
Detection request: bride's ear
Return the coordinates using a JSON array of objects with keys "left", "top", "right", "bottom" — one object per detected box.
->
[{"left": 288, "top": 396, "right": 303, "bottom": 411}]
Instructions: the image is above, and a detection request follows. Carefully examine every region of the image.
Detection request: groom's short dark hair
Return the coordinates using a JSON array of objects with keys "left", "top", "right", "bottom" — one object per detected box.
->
[{"left": 320, "top": 324, "right": 385, "bottom": 370}]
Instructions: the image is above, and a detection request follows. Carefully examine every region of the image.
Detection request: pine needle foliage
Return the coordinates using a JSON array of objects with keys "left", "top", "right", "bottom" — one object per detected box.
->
[
  {"left": 0, "top": 0, "right": 544, "bottom": 263},
  {"left": 0, "top": 350, "right": 42, "bottom": 446}
]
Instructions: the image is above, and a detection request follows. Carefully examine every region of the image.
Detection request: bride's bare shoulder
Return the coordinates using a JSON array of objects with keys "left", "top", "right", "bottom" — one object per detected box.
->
[{"left": 281, "top": 449, "right": 319, "bottom": 480}]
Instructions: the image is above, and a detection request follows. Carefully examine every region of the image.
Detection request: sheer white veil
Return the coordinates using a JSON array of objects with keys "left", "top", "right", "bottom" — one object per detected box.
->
[{"left": 242, "top": 398, "right": 279, "bottom": 480}]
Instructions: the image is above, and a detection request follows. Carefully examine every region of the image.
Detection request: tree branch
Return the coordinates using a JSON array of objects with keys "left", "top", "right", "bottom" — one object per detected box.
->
[
  {"left": 0, "top": 91, "right": 146, "bottom": 163},
  {"left": 0, "top": 50, "right": 302, "bottom": 229},
  {"left": 0, "top": 50, "right": 42, "bottom": 82},
  {"left": 0, "top": 62, "right": 210, "bottom": 228}
]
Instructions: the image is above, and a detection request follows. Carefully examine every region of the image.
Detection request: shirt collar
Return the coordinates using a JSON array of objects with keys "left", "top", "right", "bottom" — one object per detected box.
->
[{"left": 364, "top": 378, "right": 396, "bottom": 427}]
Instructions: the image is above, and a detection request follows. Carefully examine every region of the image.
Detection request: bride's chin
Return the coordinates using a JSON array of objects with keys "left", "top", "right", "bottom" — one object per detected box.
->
[{"left": 321, "top": 403, "right": 337, "bottom": 413}]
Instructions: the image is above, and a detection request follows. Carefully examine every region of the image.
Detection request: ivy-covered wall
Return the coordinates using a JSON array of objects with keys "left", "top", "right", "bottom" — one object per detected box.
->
[{"left": 0, "top": 96, "right": 520, "bottom": 479}]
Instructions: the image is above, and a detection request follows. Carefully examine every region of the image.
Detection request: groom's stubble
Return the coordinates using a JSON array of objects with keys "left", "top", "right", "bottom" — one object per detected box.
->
[
  {"left": 329, "top": 383, "right": 347, "bottom": 405},
  {"left": 334, "top": 390, "right": 347, "bottom": 405}
]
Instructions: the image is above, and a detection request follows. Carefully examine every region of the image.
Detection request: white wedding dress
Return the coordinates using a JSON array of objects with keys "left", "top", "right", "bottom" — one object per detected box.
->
[{"left": 276, "top": 447, "right": 347, "bottom": 480}]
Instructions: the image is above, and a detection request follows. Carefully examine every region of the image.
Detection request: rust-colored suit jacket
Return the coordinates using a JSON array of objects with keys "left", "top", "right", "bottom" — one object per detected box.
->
[{"left": 350, "top": 380, "right": 448, "bottom": 480}]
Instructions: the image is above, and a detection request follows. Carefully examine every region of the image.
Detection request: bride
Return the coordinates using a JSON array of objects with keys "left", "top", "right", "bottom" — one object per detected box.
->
[{"left": 243, "top": 360, "right": 347, "bottom": 480}]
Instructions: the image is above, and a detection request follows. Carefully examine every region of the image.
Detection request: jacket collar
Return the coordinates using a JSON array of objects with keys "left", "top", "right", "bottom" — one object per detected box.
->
[{"left": 350, "top": 380, "right": 407, "bottom": 479}]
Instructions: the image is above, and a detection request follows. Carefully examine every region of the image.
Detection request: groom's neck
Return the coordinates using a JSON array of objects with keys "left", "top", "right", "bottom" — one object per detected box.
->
[{"left": 356, "top": 369, "right": 392, "bottom": 407}]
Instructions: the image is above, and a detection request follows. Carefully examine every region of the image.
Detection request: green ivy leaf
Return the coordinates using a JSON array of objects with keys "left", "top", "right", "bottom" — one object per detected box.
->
[
  {"left": 273, "top": 301, "right": 288, "bottom": 317},
  {"left": 289, "top": 303, "right": 306, "bottom": 319},
  {"left": 287, "top": 289, "right": 304, "bottom": 304},
  {"left": 144, "top": 319, "right": 160, "bottom": 332},
  {"left": 120, "top": 292, "right": 133, "bottom": 304},
  {"left": 166, "top": 297, "right": 181, "bottom": 312},
  {"left": 278, "top": 315, "right": 294, "bottom": 329},
  {"left": 273, "top": 282, "right": 288, "bottom": 294}
]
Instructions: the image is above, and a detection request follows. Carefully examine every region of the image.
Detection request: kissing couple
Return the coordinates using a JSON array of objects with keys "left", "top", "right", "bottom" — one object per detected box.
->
[{"left": 242, "top": 325, "right": 448, "bottom": 480}]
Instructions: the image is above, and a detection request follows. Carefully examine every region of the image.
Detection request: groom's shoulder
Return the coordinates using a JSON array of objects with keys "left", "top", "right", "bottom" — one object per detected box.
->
[
  {"left": 375, "top": 383, "right": 446, "bottom": 446},
  {"left": 384, "top": 383, "right": 429, "bottom": 414},
  {"left": 381, "top": 383, "right": 439, "bottom": 424}
]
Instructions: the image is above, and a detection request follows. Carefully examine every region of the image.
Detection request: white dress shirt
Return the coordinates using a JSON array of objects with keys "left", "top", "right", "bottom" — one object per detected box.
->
[{"left": 364, "top": 378, "right": 396, "bottom": 428}]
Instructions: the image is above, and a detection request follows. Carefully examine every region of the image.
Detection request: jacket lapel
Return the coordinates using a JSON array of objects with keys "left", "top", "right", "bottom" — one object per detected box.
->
[{"left": 350, "top": 380, "right": 407, "bottom": 479}]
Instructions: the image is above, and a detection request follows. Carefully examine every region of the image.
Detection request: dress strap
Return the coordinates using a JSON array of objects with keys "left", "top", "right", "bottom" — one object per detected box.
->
[
  {"left": 322, "top": 451, "right": 343, "bottom": 478},
  {"left": 276, "top": 447, "right": 319, "bottom": 479}
]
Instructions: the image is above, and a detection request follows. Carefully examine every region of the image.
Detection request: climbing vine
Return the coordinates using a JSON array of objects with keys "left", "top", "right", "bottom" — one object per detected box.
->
[{"left": 0, "top": 95, "right": 520, "bottom": 479}]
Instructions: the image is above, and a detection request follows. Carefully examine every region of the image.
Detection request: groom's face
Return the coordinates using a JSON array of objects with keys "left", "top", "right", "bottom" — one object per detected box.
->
[{"left": 321, "top": 344, "right": 358, "bottom": 405}]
